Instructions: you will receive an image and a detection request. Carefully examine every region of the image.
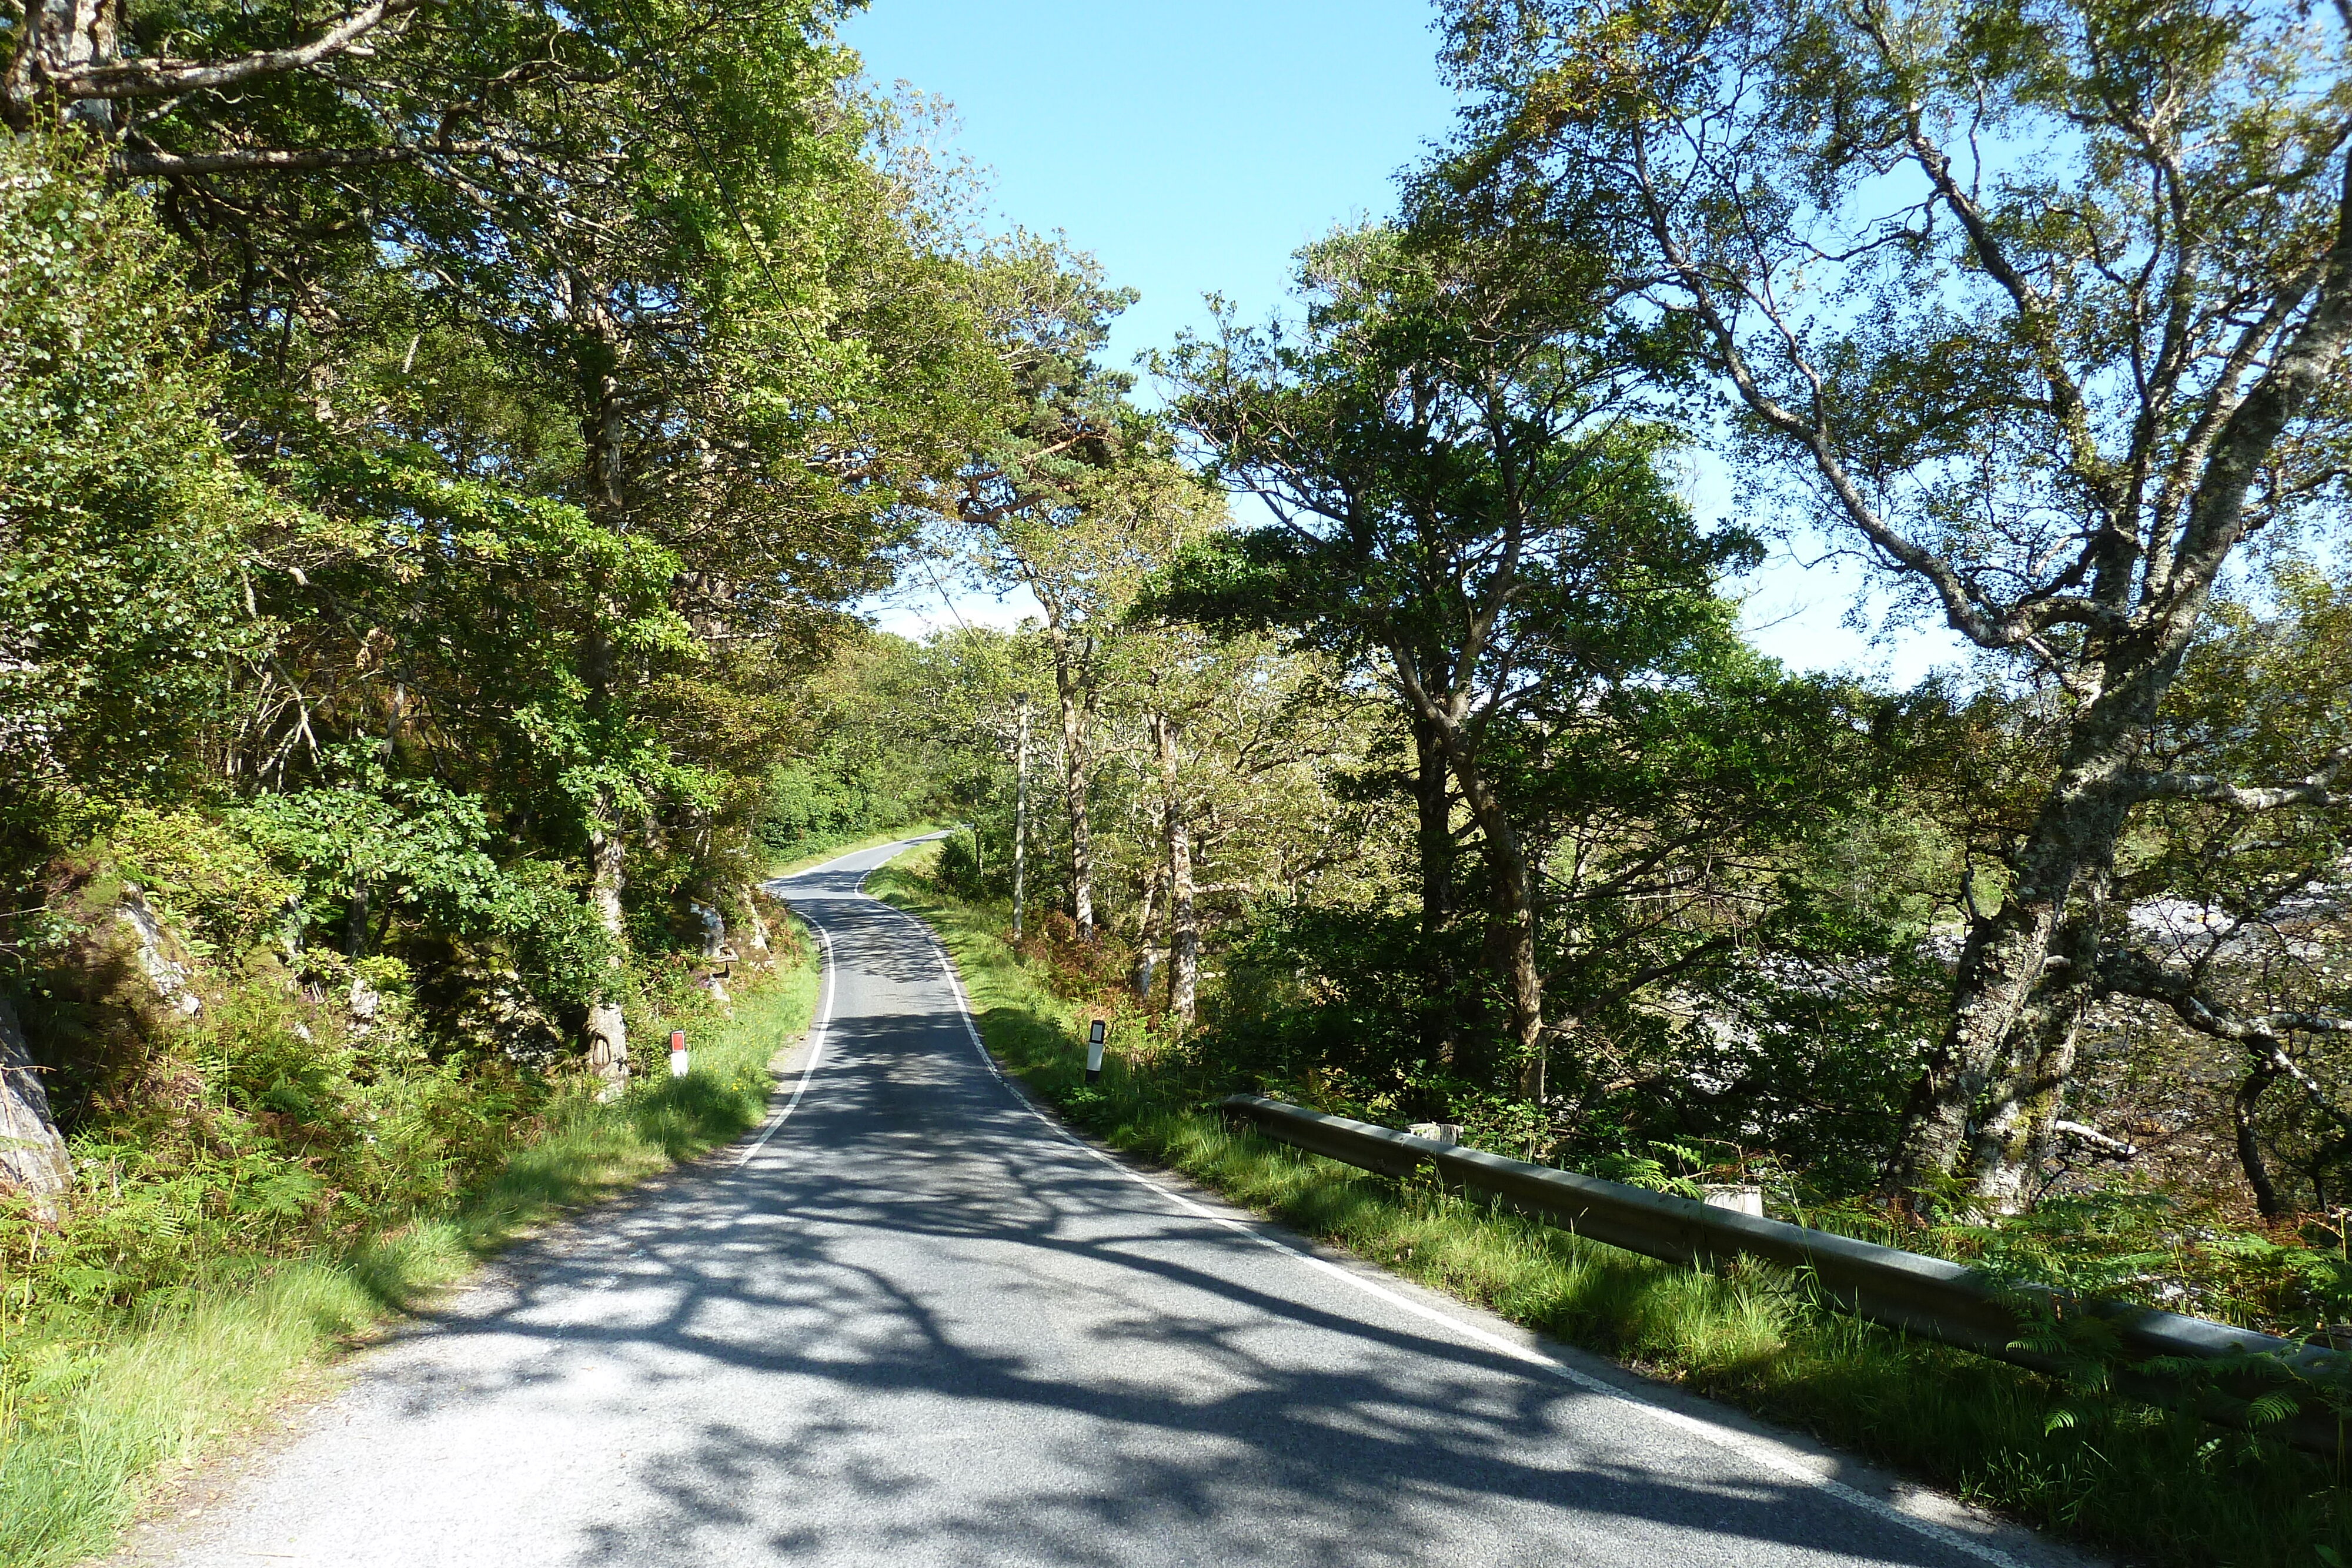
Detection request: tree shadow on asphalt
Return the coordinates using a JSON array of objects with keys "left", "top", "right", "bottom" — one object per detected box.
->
[{"left": 349, "top": 891, "right": 2009, "bottom": 1568}]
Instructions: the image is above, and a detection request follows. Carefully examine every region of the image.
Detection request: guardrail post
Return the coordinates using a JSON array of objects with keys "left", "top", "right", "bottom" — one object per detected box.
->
[{"left": 1701, "top": 1182, "right": 1763, "bottom": 1217}]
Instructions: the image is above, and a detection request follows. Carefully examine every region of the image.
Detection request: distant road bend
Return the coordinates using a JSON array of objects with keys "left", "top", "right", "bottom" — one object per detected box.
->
[{"left": 142, "top": 837, "right": 2084, "bottom": 1568}]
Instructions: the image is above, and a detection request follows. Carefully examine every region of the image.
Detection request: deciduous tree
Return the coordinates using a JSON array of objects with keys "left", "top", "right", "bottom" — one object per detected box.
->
[{"left": 1445, "top": 0, "right": 2352, "bottom": 1201}]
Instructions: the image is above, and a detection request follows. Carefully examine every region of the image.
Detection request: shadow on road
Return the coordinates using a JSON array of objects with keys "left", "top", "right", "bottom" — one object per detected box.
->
[{"left": 320, "top": 854, "right": 2014, "bottom": 1568}]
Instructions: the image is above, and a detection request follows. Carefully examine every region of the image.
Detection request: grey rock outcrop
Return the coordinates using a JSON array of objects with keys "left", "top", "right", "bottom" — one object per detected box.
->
[{"left": 0, "top": 994, "right": 72, "bottom": 1220}]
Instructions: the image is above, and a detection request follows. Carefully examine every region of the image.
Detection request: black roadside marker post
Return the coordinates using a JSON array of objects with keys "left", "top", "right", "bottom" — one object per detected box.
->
[{"left": 1085, "top": 1019, "right": 1107, "bottom": 1085}]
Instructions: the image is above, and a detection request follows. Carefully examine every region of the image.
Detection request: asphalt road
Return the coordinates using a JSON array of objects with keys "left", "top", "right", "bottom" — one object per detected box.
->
[{"left": 134, "top": 838, "right": 2087, "bottom": 1568}]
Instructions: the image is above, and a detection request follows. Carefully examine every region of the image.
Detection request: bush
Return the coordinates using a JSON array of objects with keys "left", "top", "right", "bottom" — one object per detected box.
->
[{"left": 934, "top": 827, "right": 985, "bottom": 897}]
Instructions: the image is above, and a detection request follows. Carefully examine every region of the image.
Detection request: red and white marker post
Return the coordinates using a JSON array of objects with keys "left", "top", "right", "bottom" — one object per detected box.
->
[{"left": 669, "top": 1028, "right": 689, "bottom": 1078}]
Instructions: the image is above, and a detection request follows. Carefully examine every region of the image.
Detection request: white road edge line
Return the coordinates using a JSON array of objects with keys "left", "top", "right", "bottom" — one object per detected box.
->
[
  {"left": 734, "top": 911, "right": 837, "bottom": 1167},
  {"left": 876, "top": 890, "right": 2032, "bottom": 1568}
]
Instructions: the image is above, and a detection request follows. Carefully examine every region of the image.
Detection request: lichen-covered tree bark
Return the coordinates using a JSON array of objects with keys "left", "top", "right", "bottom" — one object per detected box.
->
[
  {"left": 583, "top": 812, "right": 630, "bottom": 1090},
  {"left": 1046, "top": 619, "right": 1099, "bottom": 942},
  {"left": 1411, "top": 716, "right": 1460, "bottom": 1072}
]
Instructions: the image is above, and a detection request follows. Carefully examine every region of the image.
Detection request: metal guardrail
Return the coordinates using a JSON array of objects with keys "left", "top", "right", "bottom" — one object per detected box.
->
[{"left": 1218, "top": 1092, "right": 2346, "bottom": 1454}]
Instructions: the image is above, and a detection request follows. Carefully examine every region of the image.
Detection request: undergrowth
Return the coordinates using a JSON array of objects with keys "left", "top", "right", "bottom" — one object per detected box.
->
[
  {"left": 0, "top": 922, "right": 817, "bottom": 1568},
  {"left": 870, "top": 844, "right": 2350, "bottom": 1568}
]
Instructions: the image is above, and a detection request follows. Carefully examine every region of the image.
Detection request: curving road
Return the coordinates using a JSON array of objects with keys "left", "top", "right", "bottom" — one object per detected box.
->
[{"left": 127, "top": 838, "right": 2086, "bottom": 1568}]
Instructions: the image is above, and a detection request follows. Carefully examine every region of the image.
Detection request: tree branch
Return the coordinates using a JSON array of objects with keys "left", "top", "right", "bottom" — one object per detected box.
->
[
  {"left": 1622, "top": 119, "right": 2117, "bottom": 653},
  {"left": 53, "top": 0, "right": 421, "bottom": 101},
  {"left": 114, "top": 138, "right": 500, "bottom": 175},
  {"left": 2127, "top": 744, "right": 2352, "bottom": 810},
  {"left": 2098, "top": 948, "right": 2352, "bottom": 1129}
]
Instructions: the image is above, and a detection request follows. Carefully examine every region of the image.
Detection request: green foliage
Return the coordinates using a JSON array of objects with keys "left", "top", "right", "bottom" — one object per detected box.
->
[
  {"left": 934, "top": 827, "right": 988, "bottom": 897},
  {"left": 3, "top": 0, "right": 1010, "bottom": 1202},
  {"left": 1154, "top": 212, "right": 1925, "bottom": 1105},
  {"left": 0, "top": 136, "right": 266, "bottom": 804},
  {"left": 757, "top": 671, "right": 930, "bottom": 858},
  {"left": 754, "top": 627, "right": 1044, "bottom": 867},
  {"left": 239, "top": 780, "right": 612, "bottom": 1009},
  {"left": 761, "top": 754, "right": 918, "bottom": 859}
]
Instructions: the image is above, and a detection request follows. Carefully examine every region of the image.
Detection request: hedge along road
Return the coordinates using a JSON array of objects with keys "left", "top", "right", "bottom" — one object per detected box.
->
[{"left": 134, "top": 837, "right": 2092, "bottom": 1568}]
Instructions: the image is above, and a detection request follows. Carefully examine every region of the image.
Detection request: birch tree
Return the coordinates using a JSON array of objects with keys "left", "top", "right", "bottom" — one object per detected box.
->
[
  {"left": 943, "top": 249, "right": 1218, "bottom": 940},
  {"left": 1117, "top": 628, "right": 1364, "bottom": 1028}
]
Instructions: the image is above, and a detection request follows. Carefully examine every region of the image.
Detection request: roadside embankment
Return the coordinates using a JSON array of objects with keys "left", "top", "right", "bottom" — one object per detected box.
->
[
  {"left": 867, "top": 842, "right": 2349, "bottom": 1568},
  {"left": 0, "top": 923, "right": 817, "bottom": 1568}
]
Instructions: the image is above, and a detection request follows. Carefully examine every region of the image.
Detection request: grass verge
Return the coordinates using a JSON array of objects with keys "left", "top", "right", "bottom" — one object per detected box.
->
[
  {"left": 0, "top": 928, "right": 818, "bottom": 1568},
  {"left": 870, "top": 845, "right": 2347, "bottom": 1568},
  {"left": 764, "top": 822, "right": 947, "bottom": 880}
]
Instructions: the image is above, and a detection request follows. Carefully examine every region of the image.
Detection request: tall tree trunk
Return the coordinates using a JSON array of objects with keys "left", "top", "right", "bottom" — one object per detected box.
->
[
  {"left": 583, "top": 805, "right": 630, "bottom": 1091},
  {"left": 345, "top": 877, "right": 371, "bottom": 959},
  {"left": 1886, "top": 653, "right": 2166, "bottom": 1195},
  {"left": 0, "top": 995, "right": 71, "bottom": 1221},
  {"left": 1012, "top": 696, "right": 1031, "bottom": 940},
  {"left": 1131, "top": 866, "right": 1161, "bottom": 1001},
  {"left": 4, "top": 0, "right": 117, "bottom": 131},
  {"left": 1967, "top": 903, "right": 2104, "bottom": 1210},
  {"left": 2233, "top": 1060, "right": 2286, "bottom": 1221},
  {"left": 1412, "top": 715, "right": 1459, "bottom": 1072},
  {"left": 572, "top": 273, "right": 632, "bottom": 1093},
  {"left": 1155, "top": 714, "right": 1197, "bottom": 1028},
  {"left": 576, "top": 273, "right": 629, "bottom": 531},
  {"left": 1043, "top": 625, "right": 1097, "bottom": 942},
  {"left": 1439, "top": 731, "right": 1543, "bottom": 1096},
  {"left": 1484, "top": 837, "right": 1544, "bottom": 1101},
  {"left": 1395, "top": 671, "right": 1544, "bottom": 1098}
]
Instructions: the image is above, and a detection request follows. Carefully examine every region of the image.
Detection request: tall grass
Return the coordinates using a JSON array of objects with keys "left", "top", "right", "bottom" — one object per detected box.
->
[
  {"left": 0, "top": 932, "right": 818, "bottom": 1568},
  {"left": 869, "top": 848, "right": 2349, "bottom": 1568}
]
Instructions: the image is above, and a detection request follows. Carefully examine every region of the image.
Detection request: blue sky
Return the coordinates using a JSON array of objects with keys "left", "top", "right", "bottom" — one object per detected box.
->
[
  {"left": 844, "top": 0, "right": 1966, "bottom": 684},
  {"left": 843, "top": 0, "right": 1455, "bottom": 377}
]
